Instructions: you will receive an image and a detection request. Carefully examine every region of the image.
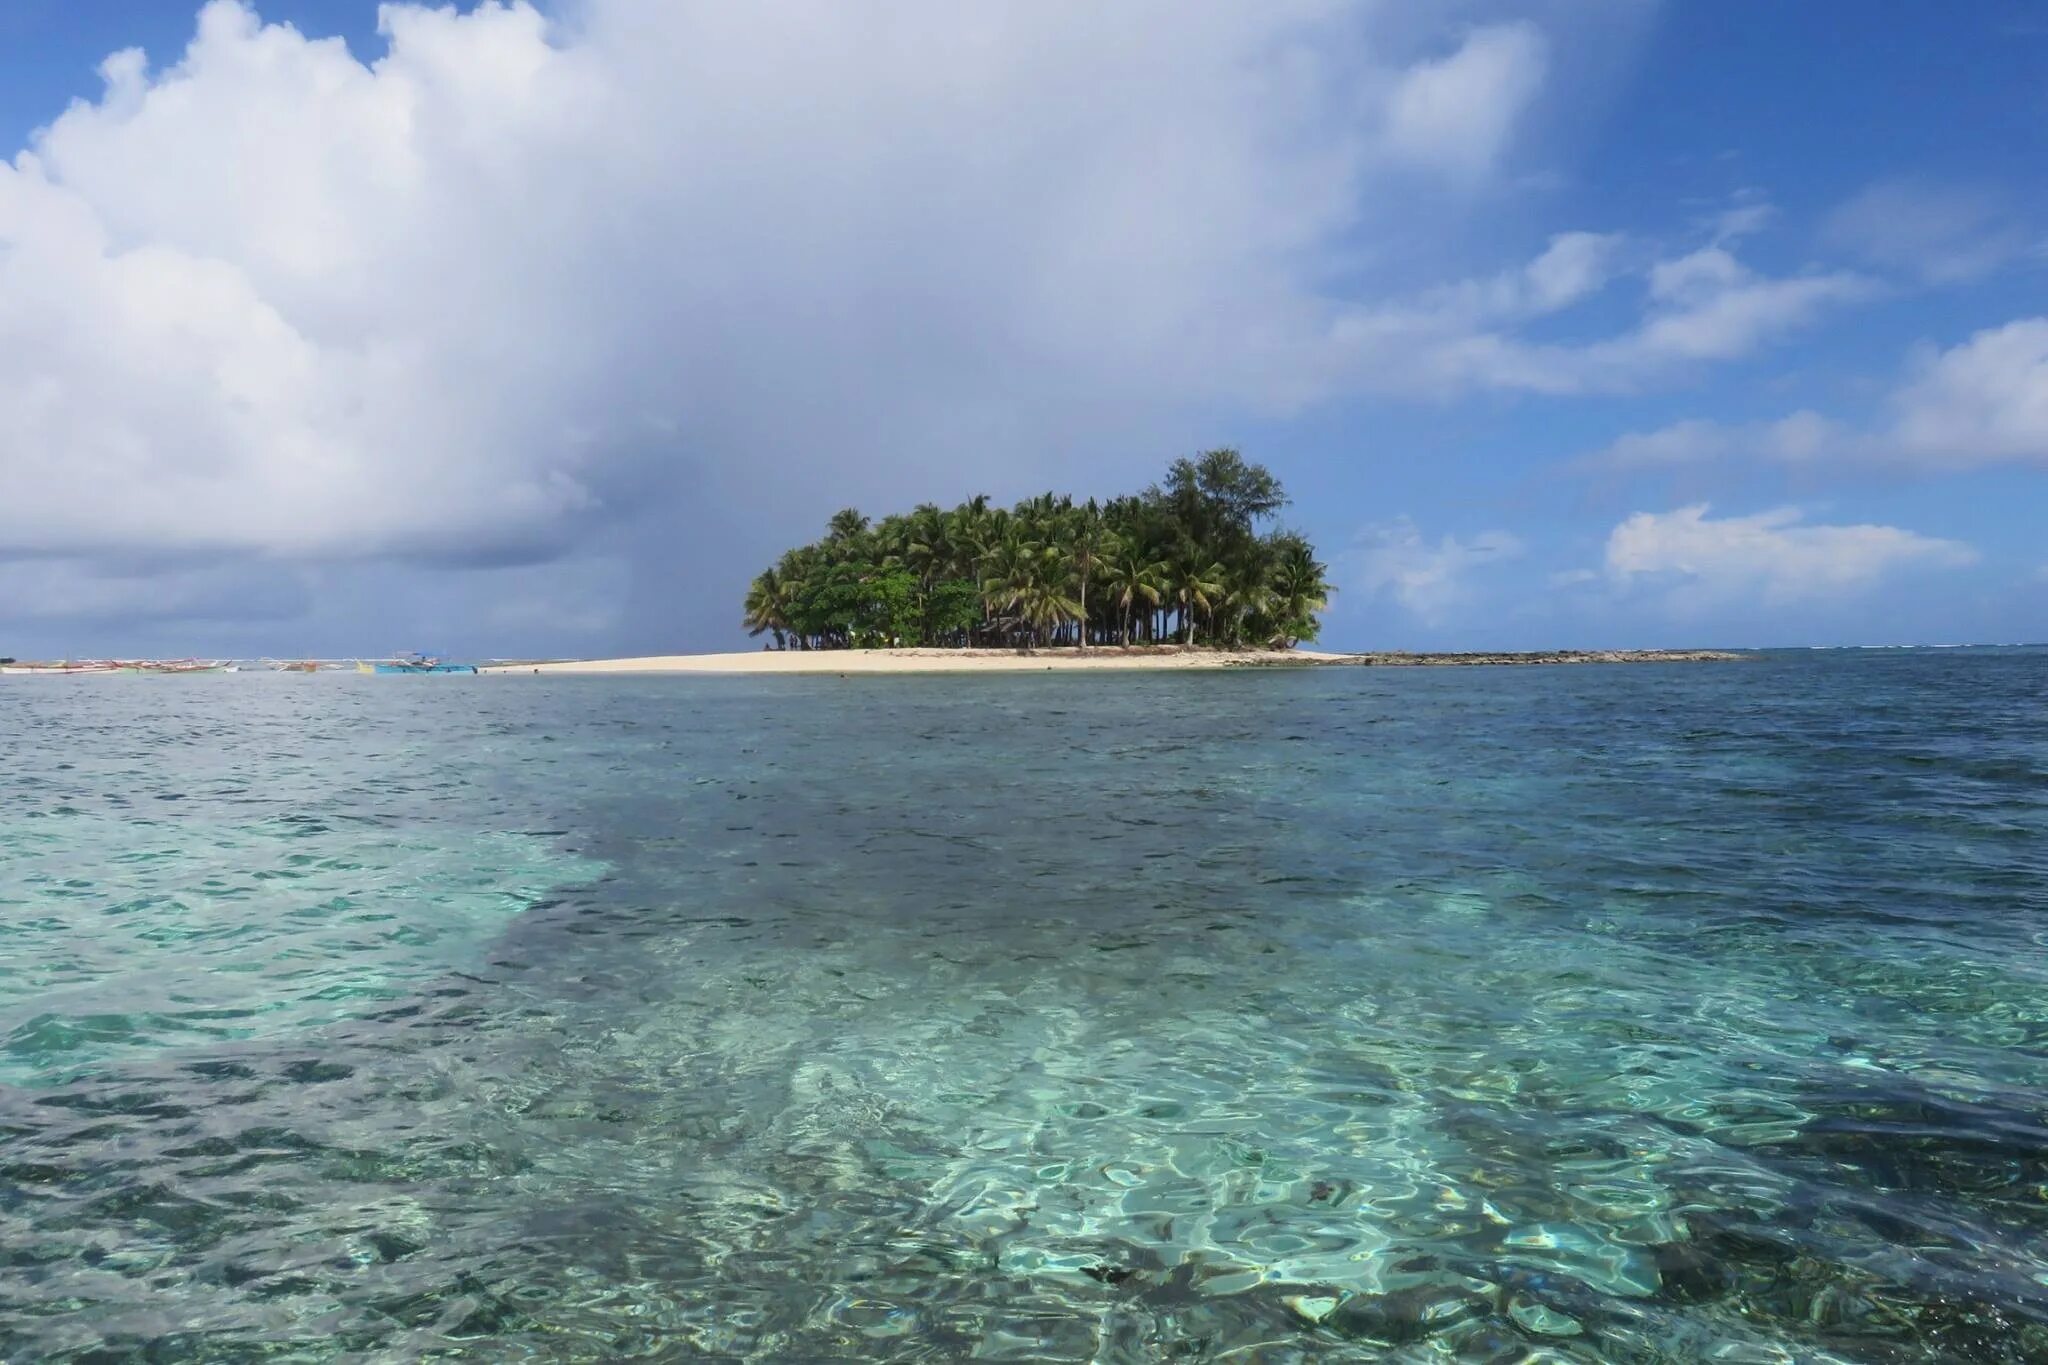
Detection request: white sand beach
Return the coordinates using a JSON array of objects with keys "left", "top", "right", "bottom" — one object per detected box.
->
[
  {"left": 483, "top": 647, "right": 1747, "bottom": 675},
  {"left": 485, "top": 646, "right": 1345, "bottom": 675}
]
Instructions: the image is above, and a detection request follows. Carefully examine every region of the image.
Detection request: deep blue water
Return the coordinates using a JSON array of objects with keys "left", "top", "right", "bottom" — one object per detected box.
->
[{"left": 3, "top": 651, "right": 2047, "bottom": 1361}]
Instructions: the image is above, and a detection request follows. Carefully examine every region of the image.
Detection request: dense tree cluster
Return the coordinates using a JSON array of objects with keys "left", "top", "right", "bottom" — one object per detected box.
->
[{"left": 743, "top": 450, "right": 1333, "bottom": 651}]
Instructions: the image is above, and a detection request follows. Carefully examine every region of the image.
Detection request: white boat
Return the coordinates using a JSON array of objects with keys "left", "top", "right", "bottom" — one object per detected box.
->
[{"left": 0, "top": 663, "right": 121, "bottom": 675}]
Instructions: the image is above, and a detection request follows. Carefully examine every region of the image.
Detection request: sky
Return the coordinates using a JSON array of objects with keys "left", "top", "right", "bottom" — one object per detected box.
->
[{"left": 0, "top": 1, "right": 2043, "bottom": 658}]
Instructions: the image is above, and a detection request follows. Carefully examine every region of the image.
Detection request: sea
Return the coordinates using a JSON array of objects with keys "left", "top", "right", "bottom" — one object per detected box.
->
[{"left": 2, "top": 649, "right": 2046, "bottom": 1362}]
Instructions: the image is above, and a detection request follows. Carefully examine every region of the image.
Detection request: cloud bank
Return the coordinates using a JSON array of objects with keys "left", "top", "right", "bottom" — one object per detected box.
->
[
  {"left": 1602, "top": 504, "right": 1976, "bottom": 607},
  {"left": 1578, "top": 317, "right": 2048, "bottom": 475},
  {"left": 10, "top": 0, "right": 1886, "bottom": 648},
  {"left": 1326, "top": 234, "right": 1874, "bottom": 399},
  {"left": 0, "top": 1, "right": 1576, "bottom": 595},
  {"left": 21, "top": 0, "right": 2007, "bottom": 653}
]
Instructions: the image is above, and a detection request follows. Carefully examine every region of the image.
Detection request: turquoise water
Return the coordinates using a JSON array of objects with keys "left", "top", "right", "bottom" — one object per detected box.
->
[{"left": 3, "top": 654, "right": 2047, "bottom": 1361}]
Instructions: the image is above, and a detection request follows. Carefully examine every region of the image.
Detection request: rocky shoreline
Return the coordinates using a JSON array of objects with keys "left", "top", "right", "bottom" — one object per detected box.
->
[{"left": 1294, "top": 649, "right": 1746, "bottom": 668}]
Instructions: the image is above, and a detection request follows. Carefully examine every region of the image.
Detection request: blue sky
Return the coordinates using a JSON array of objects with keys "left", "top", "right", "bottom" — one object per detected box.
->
[{"left": 0, "top": 1, "right": 2043, "bottom": 657}]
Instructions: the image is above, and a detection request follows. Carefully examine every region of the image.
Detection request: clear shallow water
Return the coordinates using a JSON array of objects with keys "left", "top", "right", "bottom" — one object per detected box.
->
[{"left": 2, "top": 654, "right": 2047, "bottom": 1362}]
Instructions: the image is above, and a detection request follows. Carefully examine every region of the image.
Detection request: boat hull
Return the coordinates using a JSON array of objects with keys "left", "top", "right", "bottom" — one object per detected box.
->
[
  {"left": 1, "top": 660, "right": 224, "bottom": 675},
  {"left": 1, "top": 665, "right": 120, "bottom": 675},
  {"left": 358, "top": 662, "right": 478, "bottom": 675}
]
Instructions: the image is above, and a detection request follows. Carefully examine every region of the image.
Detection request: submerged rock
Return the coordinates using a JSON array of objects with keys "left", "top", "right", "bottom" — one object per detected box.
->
[
  {"left": 1508, "top": 1296, "right": 1583, "bottom": 1337},
  {"left": 1651, "top": 1241, "right": 1734, "bottom": 1303},
  {"left": 1324, "top": 1285, "right": 1489, "bottom": 1343}
]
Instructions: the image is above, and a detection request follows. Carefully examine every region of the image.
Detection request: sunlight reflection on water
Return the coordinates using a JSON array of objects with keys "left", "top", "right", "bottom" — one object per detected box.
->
[{"left": 2, "top": 654, "right": 2047, "bottom": 1360}]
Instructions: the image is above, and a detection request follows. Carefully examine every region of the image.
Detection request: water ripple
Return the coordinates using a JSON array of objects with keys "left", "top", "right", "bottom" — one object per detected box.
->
[{"left": 3, "top": 652, "right": 2048, "bottom": 1360}]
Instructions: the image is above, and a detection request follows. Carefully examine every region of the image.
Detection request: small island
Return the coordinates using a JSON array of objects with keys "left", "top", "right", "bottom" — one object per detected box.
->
[
  {"left": 741, "top": 450, "right": 1331, "bottom": 652},
  {"left": 483, "top": 451, "right": 1742, "bottom": 674}
]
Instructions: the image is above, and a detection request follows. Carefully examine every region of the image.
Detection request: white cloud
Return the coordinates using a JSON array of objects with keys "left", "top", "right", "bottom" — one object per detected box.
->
[
  {"left": 0, "top": 0, "right": 1616, "bottom": 608},
  {"left": 0, "top": 2, "right": 1874, "bottom": 641},
  {"left": 1603, "top": 504, "right": 1976, "bottom": 606},
  {"left": 1575, "top": 410, "right": 1844, "bottom": 472},
  {"left": 1331, "top": 234, "right": 1873, "bottom": 398},
  {"left": 1413, "top": 230, "right": 1626, "bottom": 324},
  {"left": 1579, "top": 316, "right": 2048, "bottom": 473},
  {"left": 1346, "top": 520, "right": 1524, "bottom": 623},
  {"left": 1615, "top": 254, "right": 1874, "bottom": 366},
  {"left": 1890, "top": 319, "right": 2048, "bottom": 465},
  {"left": 1708, "top": 197, "right": 1775, "bottom": 244},
  {"left": 1383, "top": 23, "right": 1548, "bottom": 181},
  {"left": 1647, "top": 245, "right": 1749, "bottom": 304},
  {"left": 1577, "top": 417, "right": 1737, "bottom": 471},
  {"left": 1521, "top": 230, "right": 1623, "bottom": 311},
  {"left": 1, "top": 0, "right": 615, "bottom": 564},
  {"left": 1824, "top": 179, "right": 2026, "bottom": 284},
  {"left": 1377, "top": 193, "right": 1874, "bottom": 401}
]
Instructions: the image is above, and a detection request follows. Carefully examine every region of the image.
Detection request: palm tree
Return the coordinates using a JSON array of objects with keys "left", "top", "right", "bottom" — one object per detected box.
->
[
  {"left": 1269, "top": 538, "right": 1334, "bottom": 646},
  {"left": 826, "top": 507, "right": 870, "bottom": 545},
  {"left": 1217, "top": 562, "right": 1273, "bottom": 647},
  {"left": 743, "top": 569, "right": 792, "bottom": 650},
  {"left": 1017, "top": 573, "right": 1082, "bottom": 645},
  {"left": 904, "top": 503, "right": 949, "bottom": 588},
  {"left": 872, "top": 513, "right": 911, "bottom": 571},
  {"left": 1065, "top": 501, "right": 1116, "bottom": 648},
  {"left": 1100, "top": 550, "right": 1165, "bottom": 646},
  {"left": 1168, "top": 556, "right": 1226, "bottom": 645},
  {"left": 983, "top": 532, "right": 1067, "bottom": 645},
  {"left": 747, "top": 453, "right": 1325, "bottom": 652}
]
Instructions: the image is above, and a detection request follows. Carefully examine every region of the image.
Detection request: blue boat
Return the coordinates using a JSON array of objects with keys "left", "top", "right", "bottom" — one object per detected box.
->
[{"left": 357, "top": 654, "right": 478, "bottom": 675}]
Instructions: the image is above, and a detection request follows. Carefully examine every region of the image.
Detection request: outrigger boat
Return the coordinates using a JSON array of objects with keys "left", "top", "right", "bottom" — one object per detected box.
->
[
  {"left": 1, "top": 658, "right": 226, "bottom": 675},
  {"left": 357, "top": 654, "right": 478, "bottom": 675},
  {"left": 128, "top": 659, "right": 228, "bottom": 675},
  {"left": 1, "top": 660, "right": 121, "bottom": 675}
]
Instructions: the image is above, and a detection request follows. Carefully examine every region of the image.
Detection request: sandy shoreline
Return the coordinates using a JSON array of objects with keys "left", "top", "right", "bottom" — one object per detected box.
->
[
  {"left": 483, "top": 647, "right": 1741, "bottom": 675},
  {"left": 486, "top": 646, "right": 1336, "bottom": 675}
]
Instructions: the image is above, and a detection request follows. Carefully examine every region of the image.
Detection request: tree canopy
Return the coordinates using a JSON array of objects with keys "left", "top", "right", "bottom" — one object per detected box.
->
[{"left": 744, "top": 450, "right": 1333, "bottom": 651}]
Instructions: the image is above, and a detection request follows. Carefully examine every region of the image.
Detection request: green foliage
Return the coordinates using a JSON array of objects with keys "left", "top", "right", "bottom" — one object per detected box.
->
[
  {"left": 922, "top": 579, "right": 982, "bottom": 644},
  {"left": 742, "top": 450, "right": 1334, "bottom": 650},
  {"left": 859, "top": 569, "right": 920, "bottom": 647}
]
